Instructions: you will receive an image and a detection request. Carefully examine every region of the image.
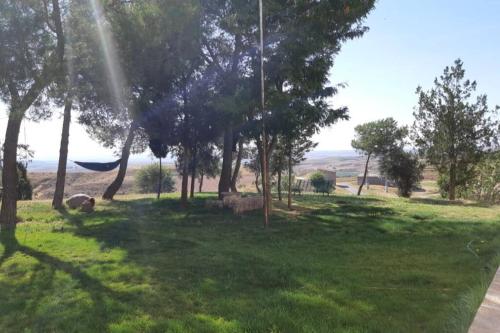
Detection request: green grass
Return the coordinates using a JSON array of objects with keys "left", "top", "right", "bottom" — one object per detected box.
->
[{"left": 0, "top": 193, "right": 499, "bottom": 333}]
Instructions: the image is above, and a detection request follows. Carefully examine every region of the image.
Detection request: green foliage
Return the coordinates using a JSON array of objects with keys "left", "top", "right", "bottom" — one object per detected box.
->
[
  {"left": 379, "top": 149, "right": 424, "bottom": 198},
  {"left": 309, "top": 172, "right": 326, "bottom": 191},
  {"left": 135, "top": 164, "right": 175, "bottom": 194},
  {"left": 352, "top": 118, "right": 408, "bottom": 157},
  {"left": 459, "top": 151, "right": 500, "bottom": 203},
  {"left": 244, "top": 147, "right": 262, "bottom": 192},
  {"left": 412, "top": 59, "right": 499, "bottom": 199},
  {"left": 2, "top": 194, "right": 499, "bottom": 332},
  {"left": 16, "top": 162, "right": 32, "bottom": 201}
]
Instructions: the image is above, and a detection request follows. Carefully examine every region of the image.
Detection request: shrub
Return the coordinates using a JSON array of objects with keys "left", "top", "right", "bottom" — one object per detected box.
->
[
  {"left": 309, "top": 172, "right": 326, "bottom": 192},
  {"left": 379, "top": 149, "right": 424, "bottom": 198},
  {"left": 135, "top": 164, "right": 175, "bottom": 194},
  {"left": 459, "top": 151, "right": 500, "bottom": 203},
  {"left": 17, "top": 162, "right": 33, "bottom": 200}
]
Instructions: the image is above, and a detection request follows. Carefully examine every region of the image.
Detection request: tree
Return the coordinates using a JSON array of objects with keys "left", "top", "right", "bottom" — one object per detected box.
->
[
  {"left": 459, "top": 151, "right": 500, "bottom": 203},
  {"left": 201, "top": 0, "right": 376, "bottom": 203},
  {"left": 412, "top": 59, "right": 499, "bottom": 200},
  {"left": 285, "top": 136, "right": 317, "bottom": 209},
  {"left": 379, "top": 148, "right": 424, "bottom": 198},
  {"left": 52, "top": 0, "right": 82, "bottom": 209},
  {"left": 309, "top": 172, "right": 326, "bottom": 192},
  {"left": 148, "top": 139, "right": 168, "bottom": 200},
  {"left": 16, "top": 162, "right": 33, "bottom": 201},
  {"left": 352, "top": 118, "right": 408, "bottom": 196},
  {"left": 74, "top": 0, "right": 145, "bottom": 201},
  {"left": 244, "top": 147, "right": 262, "bottom": 193},
  {"left": 0, "top": 0, "right": 64, "bottom": 227}
]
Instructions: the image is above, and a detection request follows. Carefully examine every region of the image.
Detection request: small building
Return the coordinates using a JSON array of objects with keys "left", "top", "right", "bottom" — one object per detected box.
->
[{"left": 317, "top": 169, "right": 337, "bottom": 187}]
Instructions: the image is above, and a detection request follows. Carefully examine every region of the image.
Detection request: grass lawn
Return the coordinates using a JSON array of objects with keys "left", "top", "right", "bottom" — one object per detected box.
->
[{"left": 1, "top": 193, "right": 499, "bottom": 333}]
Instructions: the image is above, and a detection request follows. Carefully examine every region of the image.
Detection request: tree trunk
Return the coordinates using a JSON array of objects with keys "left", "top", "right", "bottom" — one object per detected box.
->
[
  {"left": 257, "top": 138, "right": 271, "bottom": 219},
  {"left": 277, "top": 169, "right": 282, "bottom": 201},
  {"left": 157, "top": 158, "right": 162, "bottom": 200},
  {"left": 102, "top": 123, "right": 136, "bottom": 200},
  {"left": 181, "top": 146, "right": 190, "bottom": 207},
  {"left": 230, "top": 139, "right": 243, "bottom": 192},
  {"left": 52, "top": 98, "right": 73, "bottom": 209},
  {"left": 198, "top": 170, "right": 204, "bottom": 193},
  {"left": 190, "top": 147, "right": 197, "bottom": 198},
  {"left": 0, "top": 113, "right": 23, "bottom": 228},
  {"left": 287, "top": 149, "right": 292, "bottom": 210},
  {"left": 255, "top": 173, "right": 261, "bottom": 193},
  {"left": 449, "top": 161, "right": 457, "bottom": 200},
  {"left": 357, "top": 153, "right": 371, "bottom": 196},
  {"left": 218, "top": 126, "right": 233, "bottom": 199}
]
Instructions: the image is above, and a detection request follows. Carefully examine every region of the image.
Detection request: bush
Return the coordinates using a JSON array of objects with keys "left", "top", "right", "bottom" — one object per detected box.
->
[
  {"left": 309, "top": 172, "right": 326, "bottom": 192},
  {"left": 135, "top": 164, "right": 175, "bottom": 194},
  {"left": 379, "top": 149, "right": 423, "bottom": 198},
  {"left": 459, "top": 151, "right": 500, "bottom": 203},
  {"left": 17, "top": 162, "right": 33, "bottom": 200}
]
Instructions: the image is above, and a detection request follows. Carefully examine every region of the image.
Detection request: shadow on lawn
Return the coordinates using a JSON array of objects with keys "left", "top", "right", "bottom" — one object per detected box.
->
[
  {"left": 0, "top": 229, "right": 130, "bottom": 331},
  {"left": 410, "top": 197, "right": 495, "bottom": 208},
  {"left": 3, "top": 194, "right": 497, "bottom": 332}
]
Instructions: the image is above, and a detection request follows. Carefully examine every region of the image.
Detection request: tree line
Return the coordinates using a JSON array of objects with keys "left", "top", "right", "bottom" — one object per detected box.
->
[
  {"left": 353, "top": 60, "right": 499, "bottom": 200},
  {"left": 0, "top": 0, "right": 376, "bottom": 228}
]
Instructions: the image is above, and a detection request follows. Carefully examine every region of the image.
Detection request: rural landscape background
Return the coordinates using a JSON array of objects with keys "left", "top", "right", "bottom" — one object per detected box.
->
[{"left": 1, "top": 0, "right": 499, "bottom": 332}]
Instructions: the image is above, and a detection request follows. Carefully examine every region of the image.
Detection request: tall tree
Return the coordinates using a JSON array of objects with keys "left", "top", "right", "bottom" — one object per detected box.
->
[
  {"left": 412, "top": 59, "right": 499, "bottom": 200},
  {"left": 74, "top": 0, "right": 143, "bottom": 201},
  {"left": 0, "top": 0, "right": 64, "bottom": 227},
  {"left": 52, "top": 0, "right": 81, "bottom": 209},
  {"left": 352, "top": 118, "right": 408, "bottom": 196}
]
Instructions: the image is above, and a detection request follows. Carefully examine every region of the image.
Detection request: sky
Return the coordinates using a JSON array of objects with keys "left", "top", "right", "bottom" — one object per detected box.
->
[{"left": 1, "top": 0, "right": 499, "bottom": 160}]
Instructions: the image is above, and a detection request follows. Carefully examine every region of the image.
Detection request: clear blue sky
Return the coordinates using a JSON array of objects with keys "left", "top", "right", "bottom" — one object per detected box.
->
[
  {"left": 1, "top": 0, "right": 499, "bottom": 159},
  {"left": 314, "top": 0, "right": 500, "bottom": 150}
]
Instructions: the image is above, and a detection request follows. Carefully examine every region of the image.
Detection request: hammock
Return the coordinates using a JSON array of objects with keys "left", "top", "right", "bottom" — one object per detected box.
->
[{"left": 73, "top": 159, "right": 122, "bottom": 172}]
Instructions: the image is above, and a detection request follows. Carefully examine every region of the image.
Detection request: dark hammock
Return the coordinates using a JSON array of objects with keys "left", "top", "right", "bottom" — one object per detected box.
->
[{"left": 73, "top": 159, "right": 122, "bottom": 172}]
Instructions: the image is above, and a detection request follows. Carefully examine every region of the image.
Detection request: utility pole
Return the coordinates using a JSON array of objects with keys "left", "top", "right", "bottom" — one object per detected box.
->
[{"left": 259, "top": 0, "right": 269, "bottom": 226}]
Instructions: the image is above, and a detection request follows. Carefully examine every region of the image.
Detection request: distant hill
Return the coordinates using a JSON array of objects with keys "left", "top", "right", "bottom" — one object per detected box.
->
[{"left": 28, "top": 150, "right": 358, "bottom": 173}]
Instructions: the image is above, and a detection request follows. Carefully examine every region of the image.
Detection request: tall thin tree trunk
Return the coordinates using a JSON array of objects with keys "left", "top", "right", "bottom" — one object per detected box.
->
[
  {"left": 181, "top": 146, "right": 190, "bottom": 207},
  {"left": 257, "top": 139, "right": 272, "bottom": 218},
  {"left": 157, "top": 158, "right": 162, "bottom": 200},
  {"left": 190, "top": 147, "right": 197, "bottom": 198},
  {"left": 52, "top": 97, "right": 73, "bottom": 209},
  {"left": 218, "top": 126, "right": 233, "bottom": 199},
  {"left": 277, "top": 169, "right": 282, "bottom": 201},
  {"left": 102, "top": 123, "right": 136, "bottom": 200},
  {"left": 231, "top": 139, "right": 243, "bottom": 192},
  {"left": 255, "top": 173, "right": 261, "bottom": 193},
  {"left": 287, "top": 149, "right": 292, "bottom": 210},
  {"left": 0, "top": 113, "right": 23, "bottom": 228},
  {"left": 449, "top": 161, "right": 457, "bottom": 200},
  {"left": 357, "top": 152, "right": 371, "bottom": 196},
  {"left": 198, "top": 170, "right": 204, "bottom": 193}
]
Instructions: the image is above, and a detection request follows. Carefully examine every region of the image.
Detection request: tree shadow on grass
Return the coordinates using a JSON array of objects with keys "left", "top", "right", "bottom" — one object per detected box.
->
[
  {"left": 0, "top": 229, "right": 130, "bottom": 331},
  {"left": 409, "top": 197, "right": 495, "bottom": 208}
]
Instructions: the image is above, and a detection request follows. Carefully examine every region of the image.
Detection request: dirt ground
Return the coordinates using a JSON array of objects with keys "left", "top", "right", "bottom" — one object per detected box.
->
[{"left": 29, "top": 167, "right": 258, "bottom": 200}]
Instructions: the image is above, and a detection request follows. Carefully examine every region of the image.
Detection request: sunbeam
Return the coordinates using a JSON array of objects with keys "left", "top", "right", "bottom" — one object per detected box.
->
[{"left": 88, "top": 0, "right": 127, "bottom": 111}]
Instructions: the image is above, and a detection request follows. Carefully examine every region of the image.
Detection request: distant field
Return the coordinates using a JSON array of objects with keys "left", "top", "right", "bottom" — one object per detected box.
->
[
  {"left": 0, "top": 194, "right": 499, "bottom": 332},
  {"left": 28, "top": 154, "right": 376, "bottom": 199}
]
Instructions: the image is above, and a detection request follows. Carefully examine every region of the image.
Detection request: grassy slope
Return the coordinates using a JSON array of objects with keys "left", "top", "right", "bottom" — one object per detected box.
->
[{"left": 0, "top": 194, "right": 499, "bottom": 333}]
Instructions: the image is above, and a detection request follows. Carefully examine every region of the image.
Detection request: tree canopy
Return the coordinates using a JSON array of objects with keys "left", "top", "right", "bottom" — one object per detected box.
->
[{"left": 412, "top": 59, "right": 499, "bottom": 200}]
